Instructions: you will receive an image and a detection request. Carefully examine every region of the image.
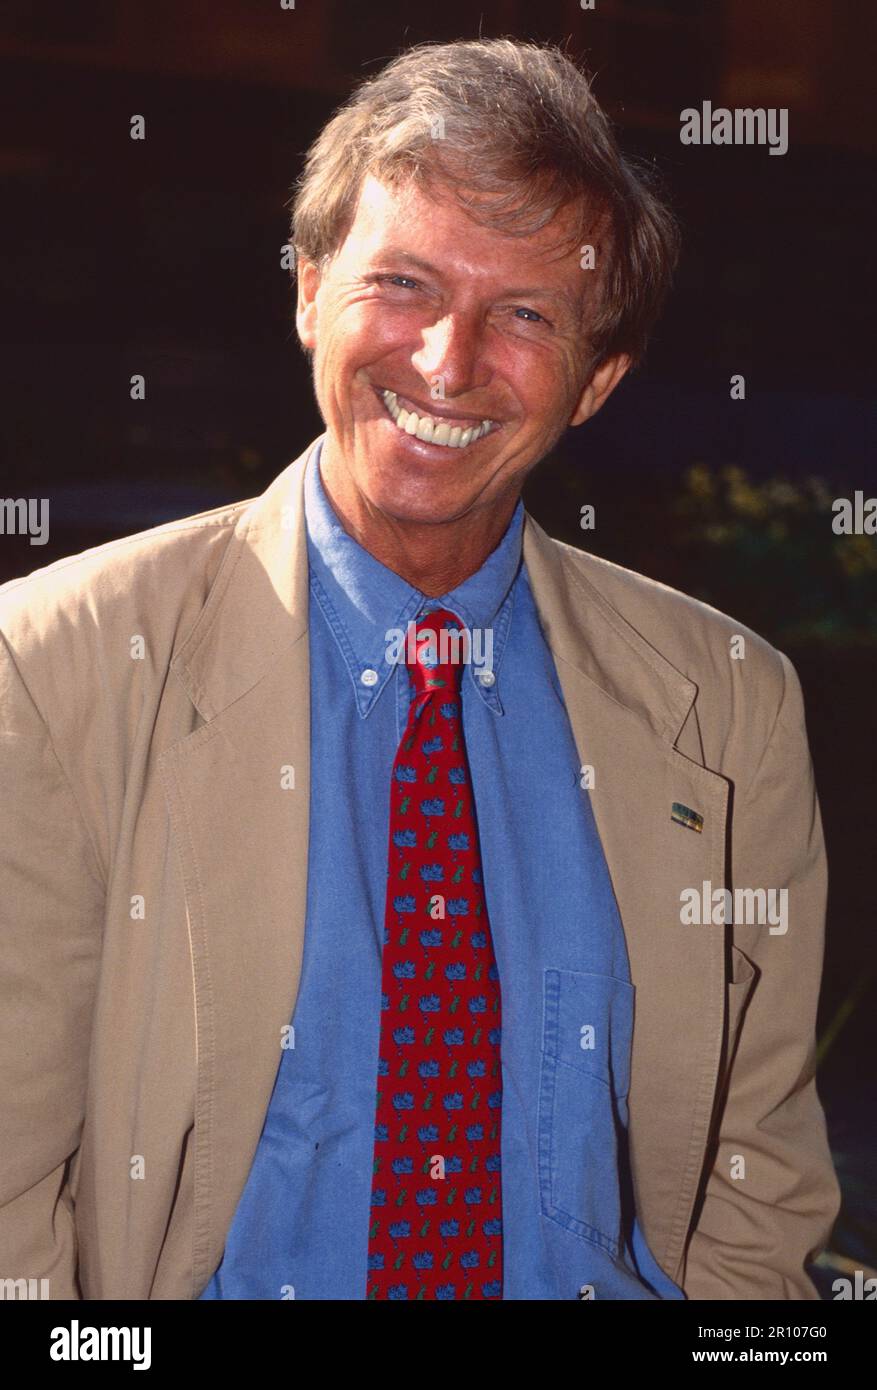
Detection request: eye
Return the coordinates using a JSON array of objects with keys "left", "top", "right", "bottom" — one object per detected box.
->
[
  {"left": 378, "top": 274, "right": 420, "bottom": 291},
  {"left": 513, "top": 306, "right": 546, "bottom": 323}
]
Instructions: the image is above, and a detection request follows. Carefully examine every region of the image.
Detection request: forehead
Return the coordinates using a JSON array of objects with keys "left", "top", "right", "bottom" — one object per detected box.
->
[{"left": 338, "top": 171, "right": 590, "bottom": 288}]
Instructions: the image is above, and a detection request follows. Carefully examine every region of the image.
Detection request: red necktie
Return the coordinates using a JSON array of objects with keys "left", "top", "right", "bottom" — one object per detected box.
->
[{"left": 366, "top": 607, "right": 503, "bottom": 1300}]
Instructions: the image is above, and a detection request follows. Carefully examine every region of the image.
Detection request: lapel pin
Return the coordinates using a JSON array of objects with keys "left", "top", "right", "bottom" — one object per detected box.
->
[{"left": 671, "top": 802, "right": 704, "bottom": 833}]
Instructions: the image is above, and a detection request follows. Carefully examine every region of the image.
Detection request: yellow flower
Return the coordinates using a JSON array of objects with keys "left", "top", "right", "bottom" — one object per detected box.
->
[
  {"left": 687, "top": 463, "right": 713, "bottom": 499},
  {"left": 836, "top": 534, "right": 877, "bottom": 576},
  {"left": 764, "top": 480, "right": 801, "bottom": 509},
  {"left": 728, "top": 480, "right": 769, "bottom": 519}
]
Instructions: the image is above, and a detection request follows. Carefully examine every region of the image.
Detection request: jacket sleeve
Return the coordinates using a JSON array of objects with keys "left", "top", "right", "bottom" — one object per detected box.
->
[
  {"left": 0, "top": 629, "right": 105, "bottom": 1300},
  {"left": 680, "top": 650, "right": 841, "bottom": 1299}
]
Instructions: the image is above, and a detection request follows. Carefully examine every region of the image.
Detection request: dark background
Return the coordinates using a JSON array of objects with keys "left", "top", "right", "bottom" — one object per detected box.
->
[{"left": 1, "top": 0, "right": 874, "bottom": 1291}]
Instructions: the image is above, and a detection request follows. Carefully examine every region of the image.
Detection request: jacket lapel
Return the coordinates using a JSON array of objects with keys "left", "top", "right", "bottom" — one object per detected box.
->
[
  {"left": 522, "top": 515, "right": 729, "bottom": 1281},
  {"left": 159, "top": 441, "right": 316, "bottom": 1292}
]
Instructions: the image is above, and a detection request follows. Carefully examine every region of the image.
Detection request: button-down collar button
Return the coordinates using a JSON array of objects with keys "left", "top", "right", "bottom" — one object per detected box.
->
[{"left": 361, "top": 668, "right": 379, "bottom": 687}]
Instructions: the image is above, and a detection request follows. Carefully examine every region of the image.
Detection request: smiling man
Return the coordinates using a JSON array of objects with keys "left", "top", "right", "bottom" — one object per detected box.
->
[{"left": 0, "top": 39, "right": 839, "bottom": 1302}]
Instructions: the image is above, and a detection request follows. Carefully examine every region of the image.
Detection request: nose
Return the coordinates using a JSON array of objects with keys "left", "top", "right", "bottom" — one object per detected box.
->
[{"left": 411, "top": 312, "right": 491, "bottom": 400}]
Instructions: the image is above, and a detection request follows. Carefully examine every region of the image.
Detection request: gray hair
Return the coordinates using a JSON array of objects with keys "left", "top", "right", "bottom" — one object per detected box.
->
[{"left": 289, "top": 38, "right": 681, "bottom": 369}]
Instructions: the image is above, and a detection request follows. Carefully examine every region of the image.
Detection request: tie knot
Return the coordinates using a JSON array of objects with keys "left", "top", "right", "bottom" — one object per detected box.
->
[{"left": 404, "top": 607, "right": 468, "bottom": 698}]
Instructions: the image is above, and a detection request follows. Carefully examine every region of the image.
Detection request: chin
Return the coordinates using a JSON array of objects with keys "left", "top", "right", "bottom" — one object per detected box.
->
[{"left": 371, "top": 489, "right": 460, "bottom": 525}]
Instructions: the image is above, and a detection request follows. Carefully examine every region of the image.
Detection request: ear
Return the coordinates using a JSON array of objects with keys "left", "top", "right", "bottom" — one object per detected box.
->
[
  {"left": 295, "top": 257, "right": 322, "bottom": 351},
  {"left": 569, "top": 352, "right": 631, "bottom": 427}
]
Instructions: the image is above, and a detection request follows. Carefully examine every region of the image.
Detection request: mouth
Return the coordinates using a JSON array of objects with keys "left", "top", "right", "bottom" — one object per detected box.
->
[{"left": 377, "top": 388, "right": 499, "bottom": 449}]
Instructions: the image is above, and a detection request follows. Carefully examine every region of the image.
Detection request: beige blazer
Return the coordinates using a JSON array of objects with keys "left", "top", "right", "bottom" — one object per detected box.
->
[{"left": 0, "top": 436, "right": 840, "bottom": 1300}]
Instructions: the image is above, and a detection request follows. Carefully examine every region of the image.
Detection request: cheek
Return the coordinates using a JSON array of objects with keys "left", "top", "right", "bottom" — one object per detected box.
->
[
  {"left": 508, "top": 355, "right": 576, "bottom": 430},
  {"left": 326, "top": 302, "right": 419, "bottom": 366}
]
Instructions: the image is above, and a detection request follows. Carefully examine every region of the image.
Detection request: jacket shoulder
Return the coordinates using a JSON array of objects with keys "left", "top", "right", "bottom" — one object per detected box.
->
[
  {"left": 549, "top": 536, "right": 790, "bottom": 706},
  {"left": 0, "top": 497, "right": 251, "bottom": 661}
]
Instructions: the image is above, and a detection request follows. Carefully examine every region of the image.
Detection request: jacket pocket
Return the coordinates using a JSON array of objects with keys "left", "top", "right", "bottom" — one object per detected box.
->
[
  {"left": 537, "top": 968, "right": 635, "bottom": 1256},
  {"left": 722, "top": 944, "right": 758, "bottom": 1086}
]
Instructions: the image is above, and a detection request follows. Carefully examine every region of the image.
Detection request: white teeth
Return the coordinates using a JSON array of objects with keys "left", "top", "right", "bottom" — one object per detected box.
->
[{"left": 380, "top": 389, "right": 496, "bottom": 448}]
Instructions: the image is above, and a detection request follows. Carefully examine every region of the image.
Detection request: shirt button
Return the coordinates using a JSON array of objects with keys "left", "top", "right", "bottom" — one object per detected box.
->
[
  {"left": 477, "top": 669, "right": 496, "bottom": 687},
  {"left": 361, "top": 668, "right": 379, "bottom": 687}
]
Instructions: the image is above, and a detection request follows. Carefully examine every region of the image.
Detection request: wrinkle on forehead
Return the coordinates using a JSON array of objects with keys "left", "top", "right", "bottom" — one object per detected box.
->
[{"left": 376, "top": 163, "right": 613, "bottom": 259}]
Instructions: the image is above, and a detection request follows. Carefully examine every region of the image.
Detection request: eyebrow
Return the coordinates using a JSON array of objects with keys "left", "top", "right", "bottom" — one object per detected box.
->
[{"left": 371, "top": 248, "right": 580, "bottom": 314}]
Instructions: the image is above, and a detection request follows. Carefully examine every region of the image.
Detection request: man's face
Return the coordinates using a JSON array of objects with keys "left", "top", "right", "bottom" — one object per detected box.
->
[{"left": 297, "top": 172, "right": 629, "bottom": 526}]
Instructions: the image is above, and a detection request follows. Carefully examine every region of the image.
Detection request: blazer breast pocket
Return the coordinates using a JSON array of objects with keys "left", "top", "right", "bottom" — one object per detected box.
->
[{"left": 537, "top": 968, "right": 634, "bottom": 1256}]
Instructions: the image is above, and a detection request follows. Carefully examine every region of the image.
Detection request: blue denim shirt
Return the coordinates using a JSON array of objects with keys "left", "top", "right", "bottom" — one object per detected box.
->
[{"left": 199, "top": 440, "right": 684, "bottom": 1301}]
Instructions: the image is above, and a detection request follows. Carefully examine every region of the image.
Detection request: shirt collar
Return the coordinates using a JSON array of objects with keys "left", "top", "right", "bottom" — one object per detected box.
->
[{"left": 304, "top": 437, "right": 522, "bottom": 717}]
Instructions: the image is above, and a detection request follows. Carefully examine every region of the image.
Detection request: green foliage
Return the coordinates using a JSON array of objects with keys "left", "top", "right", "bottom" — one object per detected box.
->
[{"left": 675, "top": 465, "right": 877, "bottom": 646}]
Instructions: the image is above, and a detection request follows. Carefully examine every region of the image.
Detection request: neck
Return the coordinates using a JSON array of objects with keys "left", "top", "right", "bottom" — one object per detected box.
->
[{"left": 318, "top": 447, "right": 518, "bottom": 597}]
